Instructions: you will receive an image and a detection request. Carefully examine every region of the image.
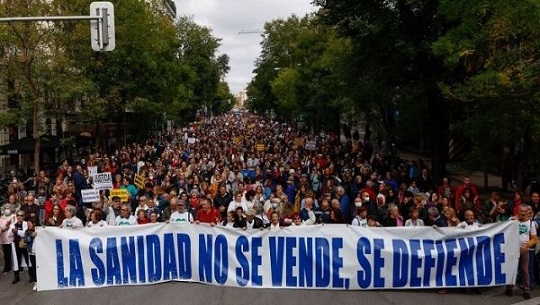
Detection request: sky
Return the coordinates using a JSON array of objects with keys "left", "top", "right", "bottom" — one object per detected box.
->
[{"left": 176, "top": 0, "right": 317, "bottom": 94}]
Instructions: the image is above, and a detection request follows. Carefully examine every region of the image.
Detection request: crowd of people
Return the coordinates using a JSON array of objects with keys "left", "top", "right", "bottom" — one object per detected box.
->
[{"left": 0, "top": 111, "right": 538, "bottom": 298}]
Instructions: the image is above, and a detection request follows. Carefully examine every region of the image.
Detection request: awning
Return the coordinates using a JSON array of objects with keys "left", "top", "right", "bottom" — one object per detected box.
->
[{"left": 0, "top": 135, "right": 61, "bottom": 155}]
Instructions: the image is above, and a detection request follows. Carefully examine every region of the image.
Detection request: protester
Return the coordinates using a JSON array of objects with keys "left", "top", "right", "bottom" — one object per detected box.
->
[
  {"left": 0, "top": 204, "right": 16, "bottom": 273},
  {"left": 8, "top": 210, "right": 28, "bottom": 284},
  {"left": 60, "top": 205, "right": 84, "bottom": 229},
  {"left": 506, "top": 204, "right": 537, "bottom": 299}
]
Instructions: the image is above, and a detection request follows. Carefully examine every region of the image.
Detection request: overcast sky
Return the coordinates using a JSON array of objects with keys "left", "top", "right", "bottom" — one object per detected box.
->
[{"left": 176, "top": 0, "right": 316, "bottom": 94}]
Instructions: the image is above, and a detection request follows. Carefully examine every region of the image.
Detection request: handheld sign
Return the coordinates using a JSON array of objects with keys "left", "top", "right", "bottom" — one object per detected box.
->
[
  {"left": 134, "top": 173, "right": 145, "bottom": 189},
  {"left": 110, "top": 188, "right": 129, "bottom": 202},
  {"left": 92, "top": 172, "right": 112, "bottom": 190},
  {"left": 81, "top": 189, "right": 100, "bottom": 203}
]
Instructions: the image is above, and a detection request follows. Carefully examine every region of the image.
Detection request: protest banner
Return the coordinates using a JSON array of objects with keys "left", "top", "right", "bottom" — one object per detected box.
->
[
  {"left": 81, "top": 189, "right": 100, "bottom": 203},
  {"left": 88, "top": 166, "right": 98, "bottom": 177},
  {"left": 305, "top": 140, "right": 316, "bottom": 151},
  {"left": 35, "top": 222, "right": 519, "bottom": 291},
  {"left": 91, "top": 172, "right": 113, "bottom": 190},
  {"left": 134, "top": 173, "right": 145, "bottom": 189},
  {"left": 110, "top": 189, "right": 129, "bottom": 203},
  {"left": 256, "top": 143, "right": 265, "bottom": 152}
]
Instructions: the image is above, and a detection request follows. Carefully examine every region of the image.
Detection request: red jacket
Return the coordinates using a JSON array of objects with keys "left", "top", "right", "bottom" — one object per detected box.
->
[{"left": 196, "top": 207, "right": 221, "bottom": 224}]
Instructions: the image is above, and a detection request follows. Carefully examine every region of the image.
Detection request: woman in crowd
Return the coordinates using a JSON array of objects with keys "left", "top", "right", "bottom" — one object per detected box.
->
[
  {"left": 8, "top": 210, "right": 28, "bottom": 284},
  {"left": 86, "top": 209, "right": 108, "bottom": 227},
  {"left": 45, "top": 204, "right": 65, "bottom": 227},
  {"left": 0, "top": 203, "right": 16, "bottom": 273},
  {"left": 60, "top": 205, "right": 84, "bottom": 229},
  {"left": 24, "top": 219, "right": 37, "bottom": 290}
]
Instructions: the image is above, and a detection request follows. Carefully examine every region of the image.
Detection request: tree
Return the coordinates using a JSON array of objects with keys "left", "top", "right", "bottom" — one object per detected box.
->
[
  {"left": 0, "top": 0, "right": 59, "bottom": 173},
  {"left": 433, "top": 0, "right": 540, "bottom": 189},
  {"left": 314, "top": 0, "right": 450, "bottom": 182},
  {"left": 249, "top": 14, "right": 350, "bottom": 132}
]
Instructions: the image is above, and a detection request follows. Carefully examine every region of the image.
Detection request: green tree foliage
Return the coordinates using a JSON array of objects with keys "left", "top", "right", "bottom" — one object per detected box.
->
[
  {"left": 314, "top": 0, "right": 450, "bottom": 181},
  {"left": 248, "top": 14, "right": 351, "bottom": 132},
  {"left": 433, "top": 0, "right": 540, "bottom": 187}
]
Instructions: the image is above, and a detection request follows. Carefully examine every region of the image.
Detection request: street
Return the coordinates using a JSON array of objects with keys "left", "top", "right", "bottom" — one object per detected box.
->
[{"left": 0, "top": 269, "right": 536, "bottom": 305}]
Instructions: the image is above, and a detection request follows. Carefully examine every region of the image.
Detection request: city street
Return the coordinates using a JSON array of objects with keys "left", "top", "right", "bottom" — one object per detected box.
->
[{"left": 0, "top": 270, "right": 537, "bottom": 305}]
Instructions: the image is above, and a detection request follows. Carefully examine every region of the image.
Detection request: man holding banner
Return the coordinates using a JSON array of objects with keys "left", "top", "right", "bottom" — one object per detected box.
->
[{"left": 506, "top": 204, "right": 537, "bottom": 299}]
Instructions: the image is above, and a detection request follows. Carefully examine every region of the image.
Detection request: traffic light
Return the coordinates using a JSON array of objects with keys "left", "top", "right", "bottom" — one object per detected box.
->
[{"left": 90, "top": 2, "right": 115, "bottom": 51}]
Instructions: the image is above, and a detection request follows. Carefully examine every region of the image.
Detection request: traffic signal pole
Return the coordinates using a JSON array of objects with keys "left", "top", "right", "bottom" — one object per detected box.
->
[{"left": 0, "top": 1, "right": 115, "bottom": 52}]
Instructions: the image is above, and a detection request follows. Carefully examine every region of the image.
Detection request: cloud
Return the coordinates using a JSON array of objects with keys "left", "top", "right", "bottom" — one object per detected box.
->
[{"left": 176, "top": 0, "right": 316, "bottom": 94}]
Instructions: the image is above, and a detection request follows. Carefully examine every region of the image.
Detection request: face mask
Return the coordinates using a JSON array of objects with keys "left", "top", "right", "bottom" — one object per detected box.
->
[
  {"left": 363, "top": 197, "right": 370, "bottom": 202},
  {"left": 355, "top": 201, "right": 363, "bottom": 207},
  {"left": 272, "top": 203, "right": 279, "bottom": 209},
  {"left": 3, "top": 210, "right": 11, "bottom": 216}
]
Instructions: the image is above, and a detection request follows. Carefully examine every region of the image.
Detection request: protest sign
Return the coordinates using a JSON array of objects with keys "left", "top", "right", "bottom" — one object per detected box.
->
[
  {"left": 92, "top": 173, "right": 112, "bottom": 190},
  {"left": 134, "top": 174, "right": 145, "bottom": 189},
  {"left": 110, "top": 189, "right": 129, "bottom": 202},
  {"left": 81, "top": 189, "right": 100, "bottom": 203}
]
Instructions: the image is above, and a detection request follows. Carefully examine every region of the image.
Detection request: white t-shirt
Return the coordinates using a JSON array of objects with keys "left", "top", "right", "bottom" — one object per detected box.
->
[
  {"left": 86, "top": 220, "right": 108, "bottom": 228},
  {"left": 61, "top": 217, "right": 84, "bottom": 229},
  {"left": 227, "top": 200, "right": 248, "bottom": 213},
  {"left": 115, "top": 215, "right": 137, "bottom": 226},
  {"left": 458, "top": 220, "right": 479, "bottom": 229},
  {"left": 169, "top": 211, "right": 192, "bottom": 223},
  {"left": 351, "top": 215, "right": 368, "bottom": 227},
  {"left": 405, "top": 218, "right": 425, "bottom": 227},
  {"left": 519, "top": 220, "right": 537, "bottom": 244}
]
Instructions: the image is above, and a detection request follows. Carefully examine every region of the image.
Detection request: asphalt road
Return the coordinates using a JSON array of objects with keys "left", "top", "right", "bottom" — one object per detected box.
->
[{"left": 0, "top": 267, "right": 537, "bottom": 305}]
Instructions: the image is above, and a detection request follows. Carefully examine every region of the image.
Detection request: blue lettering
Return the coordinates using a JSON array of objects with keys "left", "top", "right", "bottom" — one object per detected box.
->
[
  {"left": 409, "top": 240, "right": 422, "bottom": 287},
  {"left": 177, "top": 234, "right": 192, "bottom": 279},
  {"left": 373, "top": 239, "right": 385, "bottom": 288},
  {"left": 163, "top": 233, "right": 178, "bottom": 280},
  {"left": 137, "top": 236, "right": 146, "bottom": 283},
  {"left": 457, "top": 237, "right": 475, "bottom": 286},
  {"left": 68, "top": 239, "right": 85, "bottom": 287},
  {"left": 285, "top": 237, "right": 297, "bottom": 287},
  {"left": 356, "top": 237, "right": 371, "bottom": 288},
  {"left": 435, "top": 240, "right": 445, "bottom": 286},
  {"left": 493, "top": 233, "right": 506, "bottom": 284},
  {"left": 120, "top": 236, "right": 137, "bottom": 284},
  {"left": 332, "top": 238, "right": 344, "bottom": 288},
  {"left": 422, "top": 240, "right": 435, "bottom": 287},
  {"left": 146, "top": 234, "right": 162, "bottom": 282},
  {"left": 198, "top": 234, "right": 212, "bottom": 283},
  {"left": 392, "top": 239, "right": 409, "bottom": 287},
  {"left": 315, "top": 238, "right": 330, "bottom": 287},
  {"left": 56, "top": 239, "right": 68, "bottom": 288},
  {"left": 106, "top": 237, "right": 121, "bottom": 285},
  {"left": 269, "top": 237, "right": 285, "bottom": 286},
  {"left": 235, "top": 236, "right": 249, "bottom": 286},
  {"left": 476, "top": 236, "right": 493, "bottom": 285},
  {"left": 89, "top": 238, "right": 105, "bottom": 286},
  {"left": 214, "top": 234, "right": 228, "bottom": 285},
  {"left": 298, "top": 237, "right": 313, "bottom": 287},
  {"left": 252, "top": 237, "right": 262, "bottom": 286},
  {"left": 444, "top": 239, "right": 458, "bottom": 286}
]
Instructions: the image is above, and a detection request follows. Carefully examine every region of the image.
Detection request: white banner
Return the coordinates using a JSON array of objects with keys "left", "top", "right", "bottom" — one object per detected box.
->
[
  {"left": 81, "top": 189, "right": 100, "bottom": 203},
  {"left": 305, "top": 140, "right": 316, "bottom": 151},
  {"left": 35, "top": 222, "right": 520, "bottom": 291},
  {"left": 91, "top": 172, "right": 112, "bottom": 190},
  {"left": 88, "top": 166, "right": 98, "bottom": 177}
]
